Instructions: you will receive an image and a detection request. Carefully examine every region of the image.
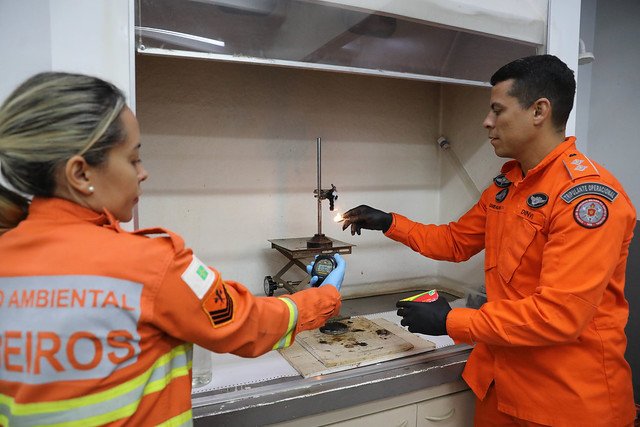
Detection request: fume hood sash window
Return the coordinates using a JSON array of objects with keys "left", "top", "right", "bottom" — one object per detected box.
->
[{"left": 135, "top": 0, "right": 543, "bottom": 86}]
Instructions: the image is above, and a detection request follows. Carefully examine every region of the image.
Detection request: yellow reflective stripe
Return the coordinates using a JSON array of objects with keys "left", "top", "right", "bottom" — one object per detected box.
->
[
  {"left": 0, "top": 344, "right": 189, "bottom": 416},
  {"left": 156, "top": 409, "right": 193, "bottom": 427},
  {"left": 0, "top": 414, "right": 8, "bottom": 426},
  {"left": 44, "top": 400, "right": 138, "bottom": 427},
  {"left": 37, "top": 361, "right": 190, "bottom": 427},
  {"left": 272, "top": 297, "right": 297, "bottom": 350},
  {"left": 143, "top": 362, "right": 191, "bottom": 395}
]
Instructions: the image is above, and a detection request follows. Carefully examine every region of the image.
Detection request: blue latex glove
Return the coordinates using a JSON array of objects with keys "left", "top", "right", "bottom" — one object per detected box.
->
[{"left": 306, "top": 253, "right": 346, "bottom": 291}]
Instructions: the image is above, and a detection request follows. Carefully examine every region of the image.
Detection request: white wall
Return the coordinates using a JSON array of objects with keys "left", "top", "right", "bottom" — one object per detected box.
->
[
  {"left": 437, "top": 84, "right": 498, "bottom": 289},
  {"left": 547, "top": 0, "right": 581, "bottom": 136},
  {"left": 0, "top": 0, "right": 134, "bottom": 104},
  {"left": 584, "top": 0, "right": 640, "bottom": 206},
  {"left": 0, "top": 1, "right": 52, "bottom": 102},
  {"left": 575, "top": 0, "right": 597, "bottom": 153},
  {"left": 136, "top": 55, "right": 450, "bottom": 296}
]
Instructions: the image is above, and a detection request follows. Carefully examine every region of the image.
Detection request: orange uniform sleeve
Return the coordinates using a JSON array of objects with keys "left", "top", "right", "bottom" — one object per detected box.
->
[
  {"left": 150, "top": 245, "right": 341, "bottom": 357},
  {"left": 385, "top": 197, "right": 489, "bottom": 262}
]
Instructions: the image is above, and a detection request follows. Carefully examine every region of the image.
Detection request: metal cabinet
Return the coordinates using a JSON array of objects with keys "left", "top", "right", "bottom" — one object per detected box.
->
[
  {"left": 326, "top": 404, "right": 417, "bottom": 427},
  {"left": 270, "top": 385, "right": 474, "bottom": 427},
  {"left": 416, "top": 390, "right": 474, "bottom": 426},
  {"left": 323, "top": 390, "right": 474, "bottom": 427}
]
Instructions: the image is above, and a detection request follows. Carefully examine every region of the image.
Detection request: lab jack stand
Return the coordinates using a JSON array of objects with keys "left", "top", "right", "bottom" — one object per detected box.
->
[{"left": 264, "top": 237, "right": 354, "bottom": 296}]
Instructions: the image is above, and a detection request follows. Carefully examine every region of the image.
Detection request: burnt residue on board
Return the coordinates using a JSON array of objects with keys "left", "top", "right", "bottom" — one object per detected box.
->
[
  {"left": 320, "top": 321, "right": 349, "bottom": 335},
  {"left": 289, "top": 317, "right": 419, "bottom": 372}
]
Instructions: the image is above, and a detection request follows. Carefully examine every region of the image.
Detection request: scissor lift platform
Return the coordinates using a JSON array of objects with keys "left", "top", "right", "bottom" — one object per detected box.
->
[{"left": 264, "top": 237, "right": 354, "bottom": 295}]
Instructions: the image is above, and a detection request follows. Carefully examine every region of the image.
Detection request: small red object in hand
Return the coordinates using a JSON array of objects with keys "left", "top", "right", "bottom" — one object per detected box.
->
[{"left": 400, "top": 289, "right": 439, "bottom": 303}]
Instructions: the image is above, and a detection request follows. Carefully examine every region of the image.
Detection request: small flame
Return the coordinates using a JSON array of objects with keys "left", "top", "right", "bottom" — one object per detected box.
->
[{"left": 333, "top": 212, "right": 344, "bottom": 222}]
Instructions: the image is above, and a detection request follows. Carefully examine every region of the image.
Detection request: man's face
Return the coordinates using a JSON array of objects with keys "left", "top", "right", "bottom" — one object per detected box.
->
[{"left": 483, "top": 79, "right": 536, "bottom": 161}]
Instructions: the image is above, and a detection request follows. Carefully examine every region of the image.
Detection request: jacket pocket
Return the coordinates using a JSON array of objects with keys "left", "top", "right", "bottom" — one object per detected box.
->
[
  {"left": 484, "top": 209, "right": 502, "bottom": 271},
  {"left": 497, "top": 216, "right": 538, "bottom": 283}
]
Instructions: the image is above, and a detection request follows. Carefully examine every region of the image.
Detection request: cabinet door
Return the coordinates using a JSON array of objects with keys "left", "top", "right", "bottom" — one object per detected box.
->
[
  {"left": 326, "top": 404, "right": 417, "bottom": 427},
  {"left": 416, "top": 390, "right": 475, "bottom": 427}
]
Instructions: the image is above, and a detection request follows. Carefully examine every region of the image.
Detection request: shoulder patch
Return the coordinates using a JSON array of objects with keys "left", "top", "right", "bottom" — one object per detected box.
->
[
  {"left": 573, "top": 198, "right": 608, "bottom": 228},
  {"left": 562, "top": 156, "right": 599, "bottom": 180},
  {"left": 181, "top": 256, "right": 216, "bottom": 299},
  {"left": 561, "top": 182, "right": 618, "bottom": 203}
]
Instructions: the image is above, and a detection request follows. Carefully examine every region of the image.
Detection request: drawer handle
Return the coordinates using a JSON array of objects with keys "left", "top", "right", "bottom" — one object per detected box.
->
[
  {"left": 396, "top": 420, "right": 409, "bottom": 427},
  {"left": 424, "top": 408, "right": 455, "bottom": 421}
]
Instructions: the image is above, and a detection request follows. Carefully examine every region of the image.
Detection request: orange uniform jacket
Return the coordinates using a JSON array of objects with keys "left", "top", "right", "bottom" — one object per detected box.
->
[
  {"left": 0, "top": 198, "right": 340, "bottom": 426},
  {"left": 385, "top": 138, "right": 636, "bottom": 426}
]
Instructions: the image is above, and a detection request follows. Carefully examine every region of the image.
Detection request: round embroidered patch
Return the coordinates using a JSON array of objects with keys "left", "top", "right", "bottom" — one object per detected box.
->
[
  {"left": 573, "top": 198, "right": 608, "bottom": 228},
  {"left": 527, "top": 193, "right": 549, "bottom": 208}
]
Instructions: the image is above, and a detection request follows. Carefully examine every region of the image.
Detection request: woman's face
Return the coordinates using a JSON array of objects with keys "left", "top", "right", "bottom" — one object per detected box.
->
[{"left": 88, "top": 107, "right": 148, "bottom": 222}]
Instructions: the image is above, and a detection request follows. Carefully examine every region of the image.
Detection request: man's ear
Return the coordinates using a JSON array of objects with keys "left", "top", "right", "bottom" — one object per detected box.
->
[
  {"left": 65, "top": 155, "right": 94, "bottom": 196},
  {"left": 532, "top": 98, "right": 551, "bottom": 126}
]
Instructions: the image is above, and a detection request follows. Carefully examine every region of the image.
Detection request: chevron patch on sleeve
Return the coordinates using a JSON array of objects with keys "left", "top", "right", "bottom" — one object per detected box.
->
[{"left": 201, "top": 274, "right": 235, "bottom": 328}]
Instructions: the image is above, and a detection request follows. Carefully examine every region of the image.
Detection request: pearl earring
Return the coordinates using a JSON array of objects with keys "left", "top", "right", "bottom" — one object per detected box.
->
[{"left": 88, "top": 185, "right": 95, "bottom": 193}]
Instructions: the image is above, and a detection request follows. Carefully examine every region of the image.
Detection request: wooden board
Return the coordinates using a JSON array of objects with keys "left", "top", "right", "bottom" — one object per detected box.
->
[
  {"left": 279, "top": 317, "right": 436, "bottom": 378},
  {"left": 296, "top": 317, "right": 413, "bottom": 367}
]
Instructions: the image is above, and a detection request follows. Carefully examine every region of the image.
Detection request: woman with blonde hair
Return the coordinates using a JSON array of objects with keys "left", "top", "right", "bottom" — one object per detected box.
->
[{"left": 0, "top": 72, "right": 345, "bottom": 426}]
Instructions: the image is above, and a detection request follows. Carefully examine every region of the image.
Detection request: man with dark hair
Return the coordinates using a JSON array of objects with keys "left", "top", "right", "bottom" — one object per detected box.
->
[
  {"left": 341, "top": 55, "right": 636, "bottom": 426},
  {"left": 490, "top": 55, "right": 576, "bottom": 131}
]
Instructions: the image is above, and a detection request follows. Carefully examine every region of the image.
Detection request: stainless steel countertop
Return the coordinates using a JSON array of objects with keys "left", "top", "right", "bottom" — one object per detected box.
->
[{"left": 191, "top": 291, "right": 472, "bottom": 426}]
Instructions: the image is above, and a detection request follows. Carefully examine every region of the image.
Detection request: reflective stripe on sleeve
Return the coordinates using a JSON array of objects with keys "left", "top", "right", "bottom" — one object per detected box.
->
[
  {"left": 0, "top": 344, "right": 191, "bottom": 426},
  {"left": 272, "top": 297, "right": 298, "bottom": 350},
  {"left": 156, "top": 408, "right": 194, "bottom": 427}
]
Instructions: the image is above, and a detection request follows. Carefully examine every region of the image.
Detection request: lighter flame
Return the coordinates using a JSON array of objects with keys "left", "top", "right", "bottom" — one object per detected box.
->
[{"left": 333, "top": 212, "right": 343, "bottom": 222}]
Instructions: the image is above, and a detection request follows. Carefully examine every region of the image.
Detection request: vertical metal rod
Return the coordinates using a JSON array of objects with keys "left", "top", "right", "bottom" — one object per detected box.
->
[{"left": 316, "top": 137, "right": 322, "bottom": 236}]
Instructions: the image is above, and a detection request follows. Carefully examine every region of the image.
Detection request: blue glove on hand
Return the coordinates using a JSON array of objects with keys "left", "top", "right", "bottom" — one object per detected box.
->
[
  {"left": 306, "top": 253, "right": 346, "bottom": 291},
  {"left": 396, "top": 297, "right": 452, "bottom": 336}
]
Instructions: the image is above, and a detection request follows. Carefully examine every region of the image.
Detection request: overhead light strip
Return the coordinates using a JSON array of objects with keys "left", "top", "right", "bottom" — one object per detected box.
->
[{"left": 135, "top": 26, "right": 225, "bottom": 47}]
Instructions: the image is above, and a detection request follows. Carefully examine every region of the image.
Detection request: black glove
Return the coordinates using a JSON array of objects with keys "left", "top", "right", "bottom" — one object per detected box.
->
[
  {"left": 396, "top": 297, "right": 452, "bottom": 336},
  {"left": 341, "top": 205, "right": 393, "bottom": 236}
]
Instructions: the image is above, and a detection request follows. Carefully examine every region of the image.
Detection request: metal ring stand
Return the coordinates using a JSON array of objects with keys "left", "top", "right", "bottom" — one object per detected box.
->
[{"left": 264, "top": 137, "right": 355, "bottom": 296}]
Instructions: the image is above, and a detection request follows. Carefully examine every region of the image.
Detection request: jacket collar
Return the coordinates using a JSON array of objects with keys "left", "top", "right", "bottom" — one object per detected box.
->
[
  {"left": 28, "top": 197, "right": 120, "bottom": 228},
  {"left": 501, "top": 136, "right": 577, "bottom": 184}
]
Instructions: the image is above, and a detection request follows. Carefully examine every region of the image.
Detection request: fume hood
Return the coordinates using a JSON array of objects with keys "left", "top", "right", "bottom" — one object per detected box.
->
[{"left": 135, "top": 0, "right": 546, "bottom": 86}]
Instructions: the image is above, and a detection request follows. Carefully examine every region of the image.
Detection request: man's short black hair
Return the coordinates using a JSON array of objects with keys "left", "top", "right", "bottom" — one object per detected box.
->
[{"left": 490, "top": 54, "right": 576, "bottom": 131}]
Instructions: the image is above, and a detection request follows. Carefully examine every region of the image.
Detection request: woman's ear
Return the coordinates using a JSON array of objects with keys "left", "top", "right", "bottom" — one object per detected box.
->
[
  {"left": 532, "top": 98, "right": 551, "bottom": 126},
  {"left": 64, "top": 155, "right": 94, "bottom": 196}
]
